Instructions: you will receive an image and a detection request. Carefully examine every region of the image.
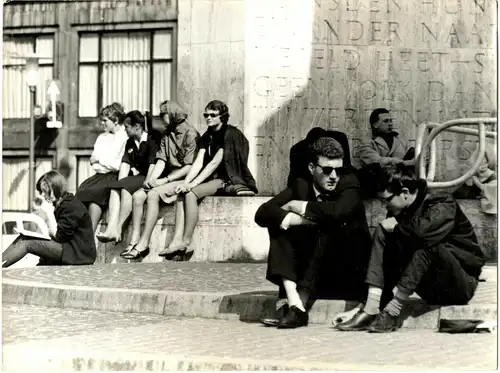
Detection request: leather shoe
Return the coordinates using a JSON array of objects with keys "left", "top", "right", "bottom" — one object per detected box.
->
[
  {"left": 367, "top": 311, "right": 401, "bottom": 333},
  {"left": 260, "top": 304, "right": 289, "bottom": 327},
  {"left": 335, "top": 310, "right": 377, "bottom": 331},
  {"left": 277, "top": 305, "right": 308, "bottom": 329}
]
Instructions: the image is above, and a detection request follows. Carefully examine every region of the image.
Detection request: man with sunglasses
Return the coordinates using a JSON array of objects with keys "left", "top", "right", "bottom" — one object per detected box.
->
[
  {"left": 335, "top": 164, "right": 485, "bottom": 332},
  {"left": 358, "top": 108, "right": 414, "bottom": 168},
  {"left": 255, "top": 137, "right": 372, "bottom": 329}
]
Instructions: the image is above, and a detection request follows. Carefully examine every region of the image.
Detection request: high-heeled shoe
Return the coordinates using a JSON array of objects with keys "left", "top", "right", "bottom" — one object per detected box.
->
[
  {"left": 158, "top": 244, "right": 187, "bottom": 260},
  {"left": 120, "top": 244, "right": 137, "bottom": 257},
  {"left": 122, "top": 247, "right": 150, "bottom": 260},
  {"left": 171, "top": 250, "right": 194, "bottom": 262}
]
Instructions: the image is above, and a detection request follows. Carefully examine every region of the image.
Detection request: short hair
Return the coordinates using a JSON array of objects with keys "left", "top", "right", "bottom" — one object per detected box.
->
[
  {"left": 100, "top": 102, "right": 125, "bottom": 124},
  {"left": 205, "top": 100, "right": 230, "bottom": 125},
  {"left": 159, "top": 100, "right": 188, "bottom": 125},
  {"left": 309, "top": 137, "right": 344, "bottom": 163},
  {"left": 373, "top": 163, "right": 420, "bottom": 194},
  {"left": 36, "top": 170, "right": 67, "bottom": 200},
  {"left": 124, "top": 110, "right": 153, "bottom": 133},
  {"left": 369, "top": 108, "right": 389, "bottom": 127}
]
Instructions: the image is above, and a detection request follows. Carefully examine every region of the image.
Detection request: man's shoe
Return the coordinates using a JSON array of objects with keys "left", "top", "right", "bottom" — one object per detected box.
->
[
  {"left": 335, "top": 310, "right": 378, "bottom": 331},
  {"left": 277, "top": 305, "right": 309, "bottom": 329},
  {"left": 367, "top": 311, "right": 401, "bottom": 333},
  {"left": 260, "top": 304, "right": 289, "bottom": 327}
]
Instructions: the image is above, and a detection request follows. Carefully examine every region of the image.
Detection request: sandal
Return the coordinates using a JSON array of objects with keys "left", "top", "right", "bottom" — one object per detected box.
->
[
  {"left": 122, "top": 247, "right": 150, "bottom": 260},
  {"left": 120, "top": 244, "right": 137, "bottom": 257}
]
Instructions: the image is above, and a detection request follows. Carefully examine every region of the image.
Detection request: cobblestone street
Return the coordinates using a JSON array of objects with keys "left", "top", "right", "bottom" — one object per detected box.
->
[{"left": 3, "top": 304, "right": 497, "bottom": 371}]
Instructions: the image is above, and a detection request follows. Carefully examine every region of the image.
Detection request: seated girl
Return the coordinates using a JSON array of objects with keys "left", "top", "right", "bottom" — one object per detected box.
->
[
  {"left": 96, "top": 110, "right": 161, "bottom": 251},
  {"left": 76, "top": 103, "right": 128, "bottom": 232},
  {"left": 159, "top": 100, "right": 258, "bottom": 261},
  {"left": 3, "top": 171, "right": 96, "bottom": 267},
  {"left": 122, "top": 101, "right": 200, "bottom": 260}
]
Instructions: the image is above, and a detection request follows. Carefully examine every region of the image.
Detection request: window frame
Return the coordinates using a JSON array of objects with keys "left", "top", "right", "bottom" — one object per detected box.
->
[
  {"left": 2, "top": 31, "right": 56, "bottom": 122},
  {"left": 77, "top": 28, "right": 176, "bottom": 122}
]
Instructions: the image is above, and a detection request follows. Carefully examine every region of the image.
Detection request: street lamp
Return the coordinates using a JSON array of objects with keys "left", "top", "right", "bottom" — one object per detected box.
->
[{"left": 25, "top": 56, "right": 40, "bottom": 212}]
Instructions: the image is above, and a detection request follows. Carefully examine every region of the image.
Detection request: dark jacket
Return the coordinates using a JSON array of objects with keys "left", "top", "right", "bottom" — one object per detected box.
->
[
  {"left": 54, "top": 193, "right": 97, "bottom": 265},
  {"left": 221, "top": 125, "right": 258, "bottom": 193},
  {"left": 393, "top": 182, "right": 485, "bottom": 279},
  {"left": 255, "top": 171, "right": 372, "bottom": 298},
  {"left": 287, "top": 130, "right": 352, "bottom": 187}
]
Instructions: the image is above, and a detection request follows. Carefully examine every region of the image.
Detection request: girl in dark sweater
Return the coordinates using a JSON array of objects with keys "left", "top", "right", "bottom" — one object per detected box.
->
[{"left": 2, "top": 171, "right": 96, "bottom": 267}]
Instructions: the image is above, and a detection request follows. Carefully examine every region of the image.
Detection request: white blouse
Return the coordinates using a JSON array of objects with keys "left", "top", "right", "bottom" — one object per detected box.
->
[{"left": 91, "top": 125, "right": 128, "bottom": 174}]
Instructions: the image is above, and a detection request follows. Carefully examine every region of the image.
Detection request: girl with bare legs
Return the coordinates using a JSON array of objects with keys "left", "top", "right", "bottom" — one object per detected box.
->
[
  {"left": 76, "top": 103, "right": 127, "bottom": 232},
  {"left": 124, "top": 101, "right": 199, "bottom": 258},
  {"left": 96, "top": 111, "right": 160, "bottom": 253},
  {"left": 161, "top": 100, "right": 257, "bottom": 261}
]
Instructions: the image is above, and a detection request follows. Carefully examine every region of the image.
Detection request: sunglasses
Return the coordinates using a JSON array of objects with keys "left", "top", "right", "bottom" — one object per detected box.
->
[
  {"left": 316, "top": 165, "right": 346, "bottom": 176},
  {"left": 380, "top": 193, "right": 397, "bottom": 204},
  {"left": 203, "top": 113, "right": 220, "bottom": 118}
]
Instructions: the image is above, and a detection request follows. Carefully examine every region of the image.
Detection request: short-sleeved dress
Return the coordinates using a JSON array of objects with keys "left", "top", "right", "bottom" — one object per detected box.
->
[
  {"left": 151, "top": 121, "right": 200, "bottom": 203},
  {"left": 112, "top": 132, "right": 162, "bottom": 194}
]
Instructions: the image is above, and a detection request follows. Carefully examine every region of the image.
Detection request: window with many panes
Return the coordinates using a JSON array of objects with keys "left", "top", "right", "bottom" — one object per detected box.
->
[
  {"left": 78, "top": 30, "right": 174, "bottom": 118},
  {"left": 2, "top": 34, "right": 54, "bottom": 119}
]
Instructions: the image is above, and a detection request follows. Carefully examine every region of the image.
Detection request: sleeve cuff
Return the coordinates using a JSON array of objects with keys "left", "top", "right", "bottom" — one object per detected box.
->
[{"left": 280, "top": 213, "right": 294, "bottom": 230}]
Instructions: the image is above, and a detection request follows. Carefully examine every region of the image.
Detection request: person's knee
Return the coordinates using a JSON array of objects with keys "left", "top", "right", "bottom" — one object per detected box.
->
[
  {"left": 133, "top": 190, "right": 147, "bottom": 205},
  {"left": 147, "top": 190, "right": 160, "bottom": 204}
]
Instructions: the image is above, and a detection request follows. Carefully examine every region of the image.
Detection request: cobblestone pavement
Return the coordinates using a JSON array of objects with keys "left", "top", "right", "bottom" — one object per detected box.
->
[
  {"left": 2, "top": 263, "right": 496, "bottom": 303},
  {"left": 2, "top": 304, "right": 496, "bottom": 370}
]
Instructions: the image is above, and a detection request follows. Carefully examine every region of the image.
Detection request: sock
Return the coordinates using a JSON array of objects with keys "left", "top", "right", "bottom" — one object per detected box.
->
[
  {"left": 276, "top": 298, "right": 288, "bottom": 311},
  {"left": 364, "top": 286, "right": 382, "bottom": 315},
  {"left": 283, "top": 279, "right": 306, "bottom": 312},
  {"left": 384, "top": 289, "right": 410, "bottom": 316}
]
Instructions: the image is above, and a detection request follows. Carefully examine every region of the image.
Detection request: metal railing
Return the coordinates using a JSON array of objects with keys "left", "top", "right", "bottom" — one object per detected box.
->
[{"left": 415, "top": 118, "right": 497, "bottom": 188}]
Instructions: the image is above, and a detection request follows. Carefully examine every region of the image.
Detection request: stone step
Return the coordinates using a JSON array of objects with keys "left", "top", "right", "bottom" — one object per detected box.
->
[
  {"left": 2, "top": 263, "right": 496, "bottom": 331},
  {"left": 96, "top": 197, "right": 498, "bottom": 264}
]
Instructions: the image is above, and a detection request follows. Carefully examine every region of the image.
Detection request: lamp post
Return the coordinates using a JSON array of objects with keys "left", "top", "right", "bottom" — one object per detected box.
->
[{"left": 25, "top": 57, "right": 40, "bottom": 213}]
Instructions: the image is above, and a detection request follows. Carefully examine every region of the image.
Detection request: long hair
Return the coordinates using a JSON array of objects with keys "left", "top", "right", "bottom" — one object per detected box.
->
[
  {"left": 36, "top": 170, "right": 67, "bottom": 200},
  {"left": 159, "top": 100, "right": 188, "bottom": 126}
]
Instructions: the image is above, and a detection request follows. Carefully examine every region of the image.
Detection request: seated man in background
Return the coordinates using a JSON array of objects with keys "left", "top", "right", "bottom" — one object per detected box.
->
[
  {"left": 358, "top": 108, "right": 414, "bottom": 168},
  {"left": 255, "top": 137, "right": 372, "bottom": 329},
  {"left": 336, "top": 164, "right": 485, "bottom": 333}
]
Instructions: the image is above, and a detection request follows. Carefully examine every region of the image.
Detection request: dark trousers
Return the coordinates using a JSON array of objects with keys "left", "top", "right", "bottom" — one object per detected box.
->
[
  {"left": 366, "top": 226, "right": 478, "bottom": 307},
  {"left": 2, "top": 237, "right": 63, "bottom": 268},
  {"left": 267, "top": 225, "right": 320, "bottom": 295}
]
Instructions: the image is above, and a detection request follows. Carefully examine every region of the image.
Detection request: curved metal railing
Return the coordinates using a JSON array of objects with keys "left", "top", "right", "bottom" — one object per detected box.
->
[{"left": 415, "top": 118, "right": 497, "bottom": 188}]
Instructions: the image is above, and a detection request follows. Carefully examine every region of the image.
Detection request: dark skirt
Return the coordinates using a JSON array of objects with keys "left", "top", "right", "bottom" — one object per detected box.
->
[
  {"left": 76, "top": 172, "right": 118, "bottom": 206},
  {"left": 112, "top": 175, "right": 146, "bottom": 195}
]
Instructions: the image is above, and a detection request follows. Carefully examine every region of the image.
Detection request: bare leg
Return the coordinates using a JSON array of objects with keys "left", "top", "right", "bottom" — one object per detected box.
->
[
  {"left": 181, "top": 191, "right": 199, "bottom": 248},
  {"left": 135, "top": 190, "right": 162, "bottom": 252},
  {"left": 88, "top": 203, "right": 103, "bottom": 233},
  {"left": 115, "top": 189, "right": 133, "bottom": 241},
  {"left": 97, "top": 189, "right": 121, "bottom": 242},
  {"left": 129, "top": 189, "right": 147, "bottom": 245},
  {"left": 170, "top": 195, "right": 186, "bottom": 247}
]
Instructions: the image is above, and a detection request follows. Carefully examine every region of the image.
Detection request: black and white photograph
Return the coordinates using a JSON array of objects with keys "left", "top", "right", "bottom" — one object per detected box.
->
[{"left": 1, "top": 0, "right": 498, "bottom": 370}]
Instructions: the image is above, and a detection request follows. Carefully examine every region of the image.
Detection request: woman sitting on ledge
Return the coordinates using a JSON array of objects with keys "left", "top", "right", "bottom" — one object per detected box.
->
[
  {"left": 2, "top": 171, "right": 96, "bottom": 268},
  {"left": 159, "top": 100, "right": 258, "bottom": 261}
]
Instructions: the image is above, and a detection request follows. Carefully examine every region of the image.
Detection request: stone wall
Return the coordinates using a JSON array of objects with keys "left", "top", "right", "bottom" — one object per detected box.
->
[{"left": 241, "top": 0, "right": 497, "bottom": 195}]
